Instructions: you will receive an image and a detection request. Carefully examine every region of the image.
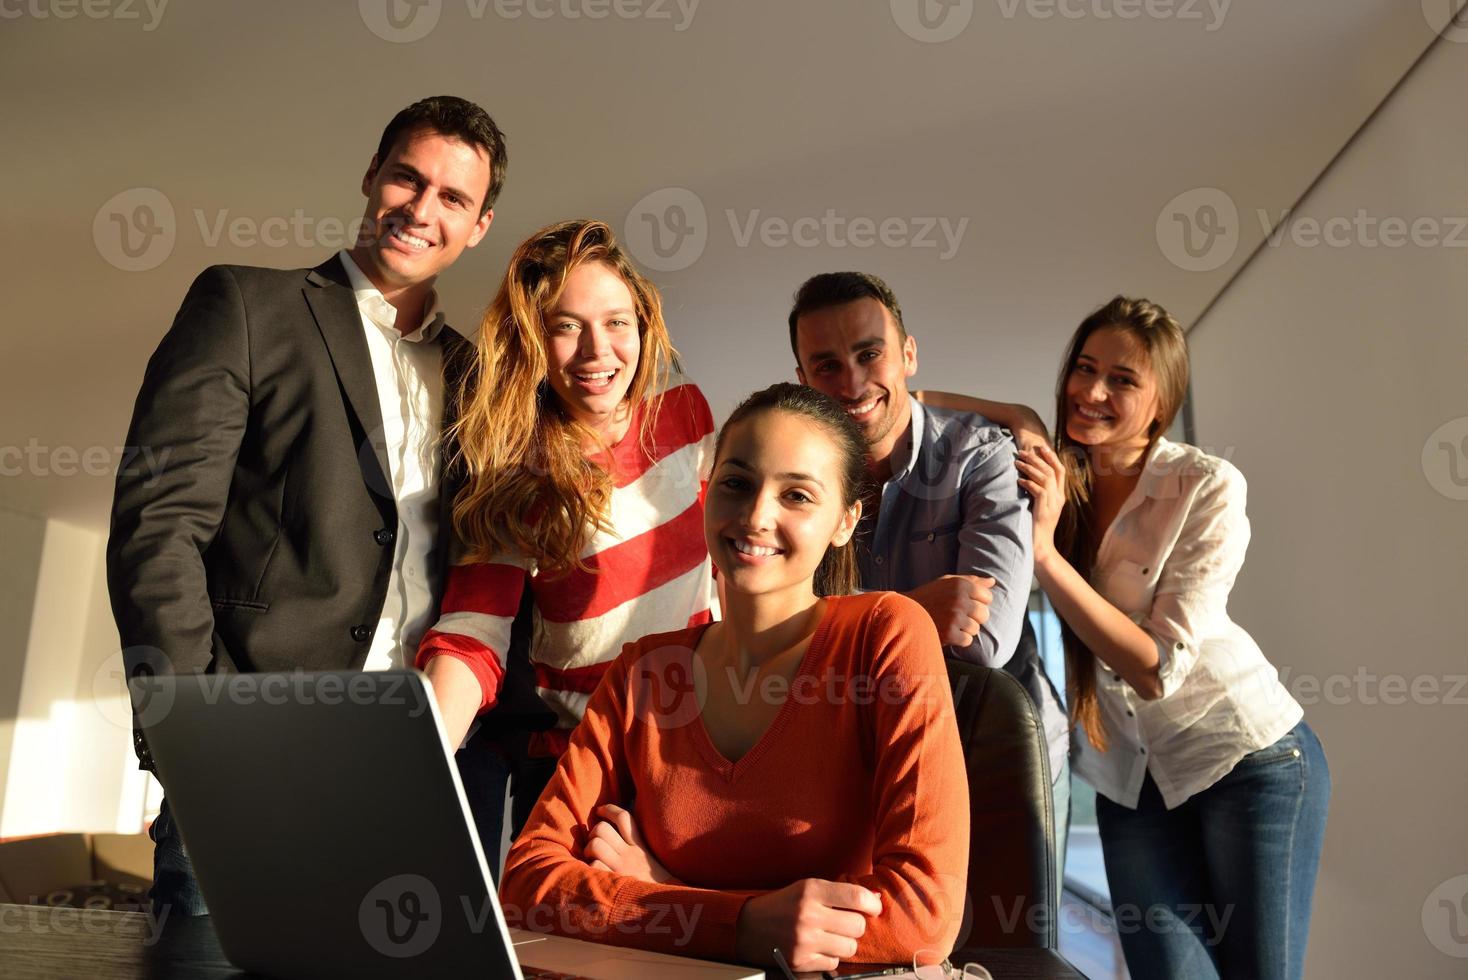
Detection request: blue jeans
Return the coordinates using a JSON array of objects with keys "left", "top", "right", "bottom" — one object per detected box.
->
[
  {"left": 455, "top": 737, "right": 558, "bottom": 882},
  {"left": 1095, "top": 721, "right": 1330, "bottom": 980},
  {"left": 1053, "top": 754, "right": 1071, "bottom": 901}
]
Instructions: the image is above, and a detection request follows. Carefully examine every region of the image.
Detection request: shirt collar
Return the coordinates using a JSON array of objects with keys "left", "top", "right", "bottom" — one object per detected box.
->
[
  {"left": 1135, "top": 436, "right": 1185, "bottom": 500},
  {"left": 337, "top": 249, "right": 444, "bottom": 342}
]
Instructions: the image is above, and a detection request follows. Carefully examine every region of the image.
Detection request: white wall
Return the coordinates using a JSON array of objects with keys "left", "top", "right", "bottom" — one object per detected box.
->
[
  {"left": 63, "top": 524, "right": 157, "bottom": 833},
  {"left": 0, "top": 507, "right": 45, "bottom": 829},
  {"left": 1188, "top": 36, "right": 1468, "bottom": 980},
  {"left": 0, "top": 510, "right": 149, "bottom": 837},
  {"left": 0, "top": 0, "right": 1441, "bottom": 530}
]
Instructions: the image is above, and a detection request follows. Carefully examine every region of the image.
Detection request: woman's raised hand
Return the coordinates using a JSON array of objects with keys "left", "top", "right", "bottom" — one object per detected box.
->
[
  {"left": 583, "top": 803, "right": 676, "bottom": 884},
  {"left": 1015, "top": 443, "right": 1067, "bottom": 563}
]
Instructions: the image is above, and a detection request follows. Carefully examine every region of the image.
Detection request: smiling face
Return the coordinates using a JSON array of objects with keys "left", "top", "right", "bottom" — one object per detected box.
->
[
  {"left": 352, "top": 124, "right": 494, "bottom": 292},
  {"left": 1063, "top": 326, "right": 1163, "bottom": 453},
  {"left": 542, "top": 260, "right": 642, "bottom": 441},
  {"left": 794, "top": 298, "right": 918, "bottom": 465},
  {"left": 704, "top": 409, "right": 860, "bottom": 606}
]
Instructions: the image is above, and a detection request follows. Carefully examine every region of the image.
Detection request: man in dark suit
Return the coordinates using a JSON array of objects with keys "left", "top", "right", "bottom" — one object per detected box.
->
[{"left": 107, "top": 95, "right": 514, "bottom": 915}]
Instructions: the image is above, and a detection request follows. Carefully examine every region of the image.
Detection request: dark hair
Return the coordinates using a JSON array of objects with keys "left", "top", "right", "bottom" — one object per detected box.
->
[
  {"left": 787, "top": 271, "right": 907, "bottom": 362},
  {"left": 374, "top": 95, "right": 508, "bottom": 214},
  {"left": 1052, "top": 295, "right": 1188, "bottom": 751},
  {"left": 713, "top": 383, "right": 869, "bottom": 597}
]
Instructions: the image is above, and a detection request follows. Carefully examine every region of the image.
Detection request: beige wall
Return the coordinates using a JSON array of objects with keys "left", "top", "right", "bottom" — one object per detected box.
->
[
  {"left": 0, "top": 507, "right": 45, "bottom": 830},
  {"left": 1188, "top": 35, "right": 1468, "bottom": 980},
  {"left": 0, "top": 0, "right": 1443, "bottom": 529},
  {"left": 0, "top": 514, "right": 149, "bottom": 837}
]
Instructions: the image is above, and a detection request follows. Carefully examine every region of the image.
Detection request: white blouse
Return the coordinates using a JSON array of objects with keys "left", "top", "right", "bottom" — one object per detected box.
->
[{"left": 1072, "top": 438, "right": 1303, "bottom": 810}]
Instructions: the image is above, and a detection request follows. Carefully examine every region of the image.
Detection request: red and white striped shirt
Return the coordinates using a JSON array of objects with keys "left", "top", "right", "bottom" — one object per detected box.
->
[{"left": 415, "top": 379, "right": 716, "bottom": 756}]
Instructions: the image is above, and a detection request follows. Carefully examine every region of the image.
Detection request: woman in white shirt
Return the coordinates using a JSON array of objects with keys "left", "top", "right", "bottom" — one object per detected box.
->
[{"left": 1014, "top": 296, "right": 1330, "bottom": 980}]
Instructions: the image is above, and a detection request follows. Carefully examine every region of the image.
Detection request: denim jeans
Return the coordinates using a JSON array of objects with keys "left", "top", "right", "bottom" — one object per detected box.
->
[
  {"left": 1053, "top": 754, "right": 1071, "bottom": 901},
  {"left": 1095, "top": 720, "right": 1330, "bottom": 980},
  {"left": 455, "top": 737, "right": 558, "bottom": 882}
]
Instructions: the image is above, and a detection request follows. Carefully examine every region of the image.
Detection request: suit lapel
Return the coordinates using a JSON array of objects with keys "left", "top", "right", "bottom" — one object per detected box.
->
[
  {"left": 435, "top": 327, "right": 476, "bottom": 574},
  {"left": 303, "top": 256, "right": 393, "bottom": 499}
]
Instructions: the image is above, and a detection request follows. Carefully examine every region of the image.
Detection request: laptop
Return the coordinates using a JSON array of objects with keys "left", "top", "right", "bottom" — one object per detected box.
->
[{"left": 133, "top": 670, "right": 763, "bottom": 980}]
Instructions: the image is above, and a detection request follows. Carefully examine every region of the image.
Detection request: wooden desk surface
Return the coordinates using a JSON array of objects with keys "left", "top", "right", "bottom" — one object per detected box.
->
[{"left": 0, "top": 904, "right": 1086, "bottom": 979}]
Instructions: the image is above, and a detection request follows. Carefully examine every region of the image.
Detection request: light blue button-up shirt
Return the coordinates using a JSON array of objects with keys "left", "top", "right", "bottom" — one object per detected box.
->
[
  {"left": 857, "top": 395, "right": 1068, "bottom": 775},
  {"left": 857, "top": 395, "right": 1032, "bottom": 664}
]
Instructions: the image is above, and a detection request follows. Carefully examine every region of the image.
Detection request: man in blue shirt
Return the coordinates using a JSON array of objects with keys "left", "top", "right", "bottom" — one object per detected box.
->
[{"left": 789, "top": 271, "right": 1071, "bottom": 893}]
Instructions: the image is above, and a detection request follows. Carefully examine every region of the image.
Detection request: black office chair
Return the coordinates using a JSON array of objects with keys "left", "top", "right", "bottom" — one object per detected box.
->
[{"left": 946, "top": 659, "right": 1057, "bottom": 952}]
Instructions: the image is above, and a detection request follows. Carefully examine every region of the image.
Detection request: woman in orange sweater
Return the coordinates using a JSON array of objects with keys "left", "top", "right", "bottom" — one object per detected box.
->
[{"left": 499, "top": 382, "right": 971, "bottom": 974}]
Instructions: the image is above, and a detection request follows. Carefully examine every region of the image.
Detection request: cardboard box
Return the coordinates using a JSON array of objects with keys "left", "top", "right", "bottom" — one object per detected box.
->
[{"left": 0, "top": 832, "right": 152, "bottom": 906}]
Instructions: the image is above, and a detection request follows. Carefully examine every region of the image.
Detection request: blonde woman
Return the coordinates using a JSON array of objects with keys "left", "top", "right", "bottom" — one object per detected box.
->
[{"left": 417, "top": 220, "right": 716, "bottom": 867}]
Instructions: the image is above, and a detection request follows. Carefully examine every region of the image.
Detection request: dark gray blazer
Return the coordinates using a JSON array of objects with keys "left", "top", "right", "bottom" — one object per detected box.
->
[{"left": 106, "top": 255, "right": 547, "bottom": 766}]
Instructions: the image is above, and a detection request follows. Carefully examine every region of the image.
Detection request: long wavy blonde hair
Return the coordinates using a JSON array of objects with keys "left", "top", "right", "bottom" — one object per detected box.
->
[
  {"left": 1054, "top": 296, "right": 1189, "bottom": 750},
  {"left": 449, "top": 219, "right": 680, "bottom": 572}
]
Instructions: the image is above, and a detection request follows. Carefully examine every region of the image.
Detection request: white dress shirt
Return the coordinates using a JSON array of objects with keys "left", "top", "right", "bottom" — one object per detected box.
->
[
  {"left": 1073, "top": 437, "right": 1303, "bottom": 810},
  {"left": 338, "top": 251, "right": 445, "bottom": 671}
]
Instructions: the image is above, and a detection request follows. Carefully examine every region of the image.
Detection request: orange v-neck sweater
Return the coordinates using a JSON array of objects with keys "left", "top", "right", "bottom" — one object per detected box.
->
[{"left": 499, "top": 591, "right": 970, "bottom": 964}]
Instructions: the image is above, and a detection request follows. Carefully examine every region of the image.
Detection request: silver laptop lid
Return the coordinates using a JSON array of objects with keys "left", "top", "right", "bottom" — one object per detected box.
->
[{"left": 134, "top": 670, "right": 522, "bottom": 980}]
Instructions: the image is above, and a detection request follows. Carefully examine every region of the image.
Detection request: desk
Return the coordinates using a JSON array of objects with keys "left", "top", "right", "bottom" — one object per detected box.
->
[{"left": 0, "top": 904, "right": 1085, "bottom": 979}]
